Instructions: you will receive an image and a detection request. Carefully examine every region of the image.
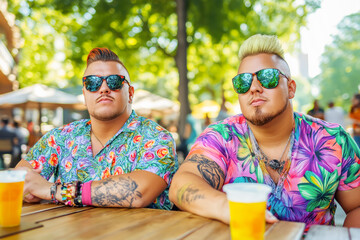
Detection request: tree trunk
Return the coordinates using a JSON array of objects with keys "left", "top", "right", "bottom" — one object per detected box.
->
[{"left": 175, "top": 0, "right": 190, "bottom": 139}]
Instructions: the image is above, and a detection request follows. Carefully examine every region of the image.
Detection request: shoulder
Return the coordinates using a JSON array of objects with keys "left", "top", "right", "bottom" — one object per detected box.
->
[
  {"left": 129, "top": 114, "right": 175, "bottom": 140},
  {"left": 295, "top": 112, "right": 340, "bottom": 129},
  {"left": 45, "top": 119, "right": 89, "bottom": 137}
]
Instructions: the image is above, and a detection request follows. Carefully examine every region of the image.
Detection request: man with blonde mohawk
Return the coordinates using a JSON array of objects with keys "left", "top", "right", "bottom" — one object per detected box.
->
[{"left": 170, "top": 34, "right": 360, "bottom": 231}]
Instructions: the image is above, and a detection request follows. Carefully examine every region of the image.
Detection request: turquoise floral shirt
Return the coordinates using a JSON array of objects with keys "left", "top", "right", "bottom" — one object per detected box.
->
[
  {"left": 25, "top": 110, "right": 178, "bottom": 210},
  {"left": 189, "top": 112, "right": 360, "bottom": 231}
]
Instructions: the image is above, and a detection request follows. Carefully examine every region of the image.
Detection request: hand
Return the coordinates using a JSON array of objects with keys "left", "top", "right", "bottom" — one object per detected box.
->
[
  {"left": 17, "top": 167, "right": 52, "bottom": 202},
  {"left": 266, "top": 210, "right": 279, "bottom": 223}
]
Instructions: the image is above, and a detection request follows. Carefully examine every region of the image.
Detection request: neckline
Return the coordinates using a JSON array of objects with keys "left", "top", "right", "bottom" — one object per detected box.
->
[{"left": 248, "top": 125, "right": 295, "bottom": 187}]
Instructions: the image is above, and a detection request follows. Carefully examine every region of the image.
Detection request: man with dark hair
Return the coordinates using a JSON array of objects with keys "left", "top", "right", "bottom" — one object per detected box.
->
[
  {"left": 0, "top": 117, "right": 18, "bottom": 169},
  {"left": 17, "top": 48, "right": 178, "bottom": 210}
]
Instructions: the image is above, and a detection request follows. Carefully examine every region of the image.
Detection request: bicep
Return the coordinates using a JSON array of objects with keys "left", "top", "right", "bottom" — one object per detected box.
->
[
  {"left": 181, "top": 154, "right": 225, "bottom": 190},
  {"left": 335, "top": 186, "right": 360, "bottom": 213}
]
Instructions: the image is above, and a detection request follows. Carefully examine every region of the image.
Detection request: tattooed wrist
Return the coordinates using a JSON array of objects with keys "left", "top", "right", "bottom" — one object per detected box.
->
[{"left": 92, "top": 176, "right": 142, "bottom": 207}]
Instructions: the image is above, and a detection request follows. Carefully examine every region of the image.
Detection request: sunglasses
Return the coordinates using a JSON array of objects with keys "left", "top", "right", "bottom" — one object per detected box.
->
[
  {"left": 82, "top": 75, "right": 130, "bottom": 92},
  {"left": 232, "top": 68, "right": 288, "bottom": 94}
]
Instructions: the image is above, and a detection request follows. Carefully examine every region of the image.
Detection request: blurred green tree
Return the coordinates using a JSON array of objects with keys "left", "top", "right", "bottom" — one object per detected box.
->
[
  {"left": 8, "top": 0, "right": 320, "bottom": 133},
  {"left": 317, "top": 12, "right": 360, "bottom": 111}
]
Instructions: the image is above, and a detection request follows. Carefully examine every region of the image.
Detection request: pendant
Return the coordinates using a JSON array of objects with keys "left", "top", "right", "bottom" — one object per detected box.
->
[{"left": 269, "top": 159, "right": 281, "bottom": 170}]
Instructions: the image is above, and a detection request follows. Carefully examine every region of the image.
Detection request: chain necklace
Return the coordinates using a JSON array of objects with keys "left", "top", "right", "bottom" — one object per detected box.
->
[
  {"left": 249, "top": 127, "right": 293, "bottom": 173},
  {"left": 257, "top": 133, "right": 292, "bottom": 173},
  {"left": 91, "top": 130, "right": 105, "bottom": 148}
]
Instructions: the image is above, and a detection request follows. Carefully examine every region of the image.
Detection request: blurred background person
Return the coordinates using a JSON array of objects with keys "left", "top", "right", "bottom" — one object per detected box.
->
[
  {"left": 10, "top": 119, "right": 29, "bottom": 168},
  {"left": 324, "top": 101, "right": 345, "bottom": 127},
  {"left": 203, "top": 113, "right": 212, "bottom": 130},
  {"left": 177, "top": 111, "right": 200, "bottom": 163},
  {"left": 215, "top": 95, "right": 230, "bottom": 122},
  {"left": 307, "top": 99, "right": 325, "bottom": 120},
  {"left": 0, "top": 116, "right": 18, "bottom": 169},
  {"left": 349, "top": 93, "right": 360, "bottom": 147}
]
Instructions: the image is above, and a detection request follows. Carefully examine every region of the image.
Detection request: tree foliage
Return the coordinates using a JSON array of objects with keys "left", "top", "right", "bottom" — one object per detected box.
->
[
  {"left": 318, "top": 12, "right": 360, "bottom": 110},
  {"left": 8, "top": 0, "right": 320, "bottom": 114}
]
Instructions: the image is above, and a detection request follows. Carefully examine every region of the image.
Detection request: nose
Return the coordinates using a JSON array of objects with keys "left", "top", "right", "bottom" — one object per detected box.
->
[
  {"left": 98, "top": 78, "right": 111, "bottom": 94},
  {"left": 248, "top": 73, "right": 263, "bottom": 94}
]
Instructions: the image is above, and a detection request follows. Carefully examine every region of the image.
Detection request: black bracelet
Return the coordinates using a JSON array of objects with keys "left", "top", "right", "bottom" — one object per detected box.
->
[{"left": 50, "top": 182, "right": 61, "bottom": 204}]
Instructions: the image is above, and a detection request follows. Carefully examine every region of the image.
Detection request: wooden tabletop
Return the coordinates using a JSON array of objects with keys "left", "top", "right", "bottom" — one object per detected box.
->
[
  {"left": 305, "top": 225, "right": 360, "bottom": 240},
  {"left": 1, "top": 203, "right": 305, "bottom": 240}
]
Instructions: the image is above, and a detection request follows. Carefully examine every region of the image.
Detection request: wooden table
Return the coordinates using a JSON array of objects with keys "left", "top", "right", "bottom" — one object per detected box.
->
[
  {"left": 305, "top": 225, "right": 360, "bottom": 240},
  {"left": 0, "top": 203, "right": 305, "bottom": 239}
]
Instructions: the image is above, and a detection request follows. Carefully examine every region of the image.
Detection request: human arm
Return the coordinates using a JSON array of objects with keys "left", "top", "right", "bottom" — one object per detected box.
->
[
  {"left": 169, "top": 154, "right": 230, "bottom": 223},
  {"left": 169, "top": 154, "right": 278, "bottom": 224},
  {"left": 335, "top": 187, "right": 360, "bottom": 227},
  {"left": 90, "top": 170, "right": 166, "bottom": 207},
  {"left": 16, "top": 159, "right": 167, "bottom": 207}
]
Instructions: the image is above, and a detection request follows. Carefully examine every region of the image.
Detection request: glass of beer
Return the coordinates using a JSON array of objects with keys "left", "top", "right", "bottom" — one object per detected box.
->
[
  {"left": 223, "top": 183, "right": 272, "bottom": 240},
  {"left": 0, "top": 170, "right": 27, "bottom": 227}
]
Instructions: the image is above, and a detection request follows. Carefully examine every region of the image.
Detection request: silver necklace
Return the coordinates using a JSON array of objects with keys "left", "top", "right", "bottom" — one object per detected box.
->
[
  {"left": 249, "top": 128, "right": 293, "bottom": 173},
  {"left": 257, "top": 133, "right": 292, "bottom": 172},
  {"left": 91, "top": 130, "right": 105, "bottom": 148}
]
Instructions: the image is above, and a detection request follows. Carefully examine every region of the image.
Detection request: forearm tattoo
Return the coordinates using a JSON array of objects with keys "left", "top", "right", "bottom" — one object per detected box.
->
[
  {"left": 92, "top": 176, "right": 142, "bottom": 207},
  {"left": 185, "top": 154, "right": 225, "bottom": 190},
  {"left": 177, "top": 184, "right": 204, "bottom": 205}
]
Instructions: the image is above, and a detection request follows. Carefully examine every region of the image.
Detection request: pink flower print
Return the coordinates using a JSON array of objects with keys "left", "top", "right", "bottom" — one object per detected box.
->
[
  {"left": 144, "top": 151, "right": 155, "bottom": 161},
  {"left": 130, "top": 150, "right": 137, "bottom": 162}
]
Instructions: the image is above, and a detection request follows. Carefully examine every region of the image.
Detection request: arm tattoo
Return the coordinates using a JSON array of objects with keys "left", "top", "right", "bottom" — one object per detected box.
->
[
  {"left": 177, "top": 184, "right": 204, "bottom": 205},
  {"left": 185, "top": 154, "right": 225, "bottom": 190},
  {"left": 92, "top": 176, "right": 142, "bottom": 207}
]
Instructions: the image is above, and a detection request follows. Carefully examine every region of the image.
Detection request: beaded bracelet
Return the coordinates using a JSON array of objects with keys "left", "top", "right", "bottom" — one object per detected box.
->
[
  {"left": 61, "top": 181, "right": 83, "bottom": 207},
  {"left": 50, "top": 182, "right": 61, "bottom": 204}
]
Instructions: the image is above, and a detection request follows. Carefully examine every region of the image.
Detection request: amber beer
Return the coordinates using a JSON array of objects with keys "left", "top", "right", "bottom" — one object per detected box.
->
[
  {"left": 223, "top": 183, "right": 272, "bottom": 240},
  {"left": 0, "top": 170, "right": 27, "bottom": 227}
]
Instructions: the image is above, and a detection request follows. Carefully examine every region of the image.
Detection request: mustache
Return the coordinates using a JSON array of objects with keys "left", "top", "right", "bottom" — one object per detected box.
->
[{"left": 96, "top": 94, "right": 115, "bottom": 102}]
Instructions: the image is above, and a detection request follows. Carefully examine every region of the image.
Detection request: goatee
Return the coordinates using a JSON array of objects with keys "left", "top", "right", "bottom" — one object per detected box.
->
[{"left": 245, "top": 99, "right": 289, "bottom": 126}]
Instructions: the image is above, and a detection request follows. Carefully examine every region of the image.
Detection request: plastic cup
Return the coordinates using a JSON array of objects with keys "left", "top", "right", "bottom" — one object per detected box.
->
[
  {"left": 0, "top": 170, "right": 27, "bottom": 227},
  {"left": 223, "top": 183, "right": 272, "bottom": 240}
]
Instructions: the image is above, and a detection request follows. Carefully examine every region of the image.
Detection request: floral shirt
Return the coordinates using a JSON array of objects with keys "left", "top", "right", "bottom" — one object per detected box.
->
[
  {"left": 25, "top": 110, "right": 178, "bottom": 210},
  {"left": 189, "top": 112, "right": 360, "bottom": 231}
]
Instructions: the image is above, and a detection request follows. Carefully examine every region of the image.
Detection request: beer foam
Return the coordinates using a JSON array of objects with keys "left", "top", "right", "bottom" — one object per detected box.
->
[
  {"left": 223, "top": 183, "right": 272, "bottom": 203},
  {"left": 0, "top": 170, "right": 27, "bottom": 183}
]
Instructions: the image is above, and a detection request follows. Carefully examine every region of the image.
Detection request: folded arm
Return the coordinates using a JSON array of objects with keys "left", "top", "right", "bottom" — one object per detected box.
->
[
  {"left": 169, "top": 154, "right": 229, "bottom": 223},
  {"left": 16, "top": 159, "right": 167, "bottom": 207}
]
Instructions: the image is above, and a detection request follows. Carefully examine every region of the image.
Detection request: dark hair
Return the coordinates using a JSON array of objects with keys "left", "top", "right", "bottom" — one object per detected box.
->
[
  {"left": 86, "top": 48, "right": 130, "bottom": 79},
  {"left": 1, "top": 117, "right": 9, "bottom": 125},
  {"left": 350, "top": 93, "right": 360, "bottom": 113}
]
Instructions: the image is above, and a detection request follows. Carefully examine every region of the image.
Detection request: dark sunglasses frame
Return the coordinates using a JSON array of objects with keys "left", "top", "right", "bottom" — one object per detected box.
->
[
  {"left": 232, "top": 68, "right": 288, "bottom": 94},
  {"left": 82, "top": 74, "right": 130, "bottom": 92}
]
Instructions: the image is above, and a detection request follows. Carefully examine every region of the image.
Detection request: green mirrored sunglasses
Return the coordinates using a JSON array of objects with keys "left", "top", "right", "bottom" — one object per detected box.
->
[{"left": 232, "top": 68, "right": 288, "bottom": 94}]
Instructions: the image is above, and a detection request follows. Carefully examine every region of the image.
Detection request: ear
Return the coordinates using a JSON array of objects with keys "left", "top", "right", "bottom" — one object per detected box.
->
[
  {"left": 288, "top": 79, "right": 296, "bottom": 99},
  {"left": 128, "top": 86, "right": 135, "bottom": 104}
]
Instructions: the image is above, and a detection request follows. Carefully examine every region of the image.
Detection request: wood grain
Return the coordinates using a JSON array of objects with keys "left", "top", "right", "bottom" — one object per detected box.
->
[{"left": 265, "top": 221, "right": 305, "bottom": 240}]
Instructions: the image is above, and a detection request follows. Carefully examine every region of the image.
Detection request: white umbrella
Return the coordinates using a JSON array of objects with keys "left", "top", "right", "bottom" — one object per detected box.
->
[
  {"left": 132, "top": 89, "right": 179, "bottom": 117},
  {"left": 0, "top": 84, "right": 85, "bottom": 109},
  {"left": 0, "top": 84, "right": 86, "bottom": 131}
]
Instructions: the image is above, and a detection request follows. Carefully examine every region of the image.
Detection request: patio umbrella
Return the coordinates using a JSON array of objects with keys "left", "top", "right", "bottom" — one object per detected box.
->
[
  {"left": 132, "top": 89, "right": 179, "bottom": 118},
  {"left": 0, "top": 84, "right": 86, "bottom": 130}
]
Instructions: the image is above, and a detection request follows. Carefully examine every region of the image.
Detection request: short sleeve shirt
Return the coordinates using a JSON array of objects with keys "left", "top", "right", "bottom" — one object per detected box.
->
[
  {"left": 25, "top": 110, "right": 178, "bottom": 210},
  {"left": 189, "top": 112, "right": 360, "bottom": 230}
]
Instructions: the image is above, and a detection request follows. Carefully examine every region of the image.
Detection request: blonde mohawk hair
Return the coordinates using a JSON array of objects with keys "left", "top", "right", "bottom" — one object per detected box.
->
[{"left": 238, "top": 34, "right": 285, "bottom": 62}]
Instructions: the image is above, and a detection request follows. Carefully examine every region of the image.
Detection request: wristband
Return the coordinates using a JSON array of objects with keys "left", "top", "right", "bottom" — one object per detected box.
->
[
  {"left": 81, "top": 181, "right": 93, "bottom": 206},
  {"left": 50, "top": 182, "right": 60, "bottom": 204}
]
